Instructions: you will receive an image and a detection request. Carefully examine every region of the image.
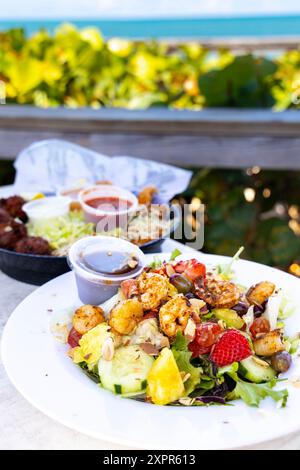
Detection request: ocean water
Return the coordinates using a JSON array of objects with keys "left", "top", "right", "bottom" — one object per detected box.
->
[{"left": 1, "top": 15, "right": 300, "bottom": 38}]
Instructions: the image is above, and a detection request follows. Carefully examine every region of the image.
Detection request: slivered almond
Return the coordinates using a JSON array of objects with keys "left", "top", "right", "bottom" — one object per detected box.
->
[
  {"left": 252, "top": 356, "right": 270, "bottom": 368},
  {"left": 182, "top": 372, "right": 191, "bottom": 383},
  {"left": 179, "top": 397, "right": 195, "bottom": 406},
  {"left": 184, "top": 318, "right": 196, "bottom": 341},
  {"left": 218, "top": 319, "right": 227, "bottom": 330},
  {"left": 128, "top": 258, "right": 138, "bottom": 269},
  {"left": 160, "top": 336, "right": 170, "bottom": 348},
  {"left": 67, "top": 348, "right": 75, "bottom": 359},
  {"left": 101, "top": 337, "right": 115, "bottom": 361}
]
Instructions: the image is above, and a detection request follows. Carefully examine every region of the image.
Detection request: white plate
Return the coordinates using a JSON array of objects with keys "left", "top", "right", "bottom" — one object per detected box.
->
[{"left": 2, "top": 253, "right": 300, "bottom": 449}]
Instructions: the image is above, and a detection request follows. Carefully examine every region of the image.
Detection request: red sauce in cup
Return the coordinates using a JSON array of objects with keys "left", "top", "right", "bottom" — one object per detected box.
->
[{"left": 85, "top": 196, "right": 132, "bottom": 212}]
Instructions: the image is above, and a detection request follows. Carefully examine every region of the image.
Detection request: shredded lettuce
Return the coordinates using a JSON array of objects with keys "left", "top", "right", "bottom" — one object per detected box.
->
[
  {"left": 148, "top": 249, "right": 181, "bottom": 269},
  {"left": 28, "top": 211, "right": 94, "bottom": 255},
  {"left": 148, "top": 255, "right": 163, "bottom": 269},
  {"left": 285, "top": 333, "right": 300, "bottom": 354},
  {"left": 216, "top": 246, "right": 244, "bottom": 280},
  {"left": 221, "top": 362, "right": 288, "bottom": 408},
  {"left": 242, "top": 305, "right": 255, "bottom": 334},
  {"left": 278, "top": 291, "right": 297, "bottom": 320},
  {"left": 171, "top": 332, "right": 201, "bottom": 395},
  {"left": 262, "top": 294, "right": 281, "bottom": 331}
]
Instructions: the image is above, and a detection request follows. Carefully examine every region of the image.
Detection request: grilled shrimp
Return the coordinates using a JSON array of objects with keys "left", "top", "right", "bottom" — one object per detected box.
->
[
  {"left": 246, "top": 281, "right": 276, "bottom": 307},
  {"left": 253, "top": 329, "right": 285, "bottom": 356},
  {"left": 72, "top": 305, "right": 105, "bottom": 335},
  {"left": 195, "top": 277, "right": 240, "bottom": 309},
  {"left": 109, "top": 299, "right": 143, "bottom": 335},
  {"left": 121, "top": 279, "right": 139, "bottom": 299},
  {"left": 159, "top": 294, "right": 194, "bottom": 338},
  {"left": 138, "top": 272, "right": 171, "bottom": 310}
]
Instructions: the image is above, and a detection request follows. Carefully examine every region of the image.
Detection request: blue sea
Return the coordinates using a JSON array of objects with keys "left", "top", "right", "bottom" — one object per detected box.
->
[{"left": 1, "top": 15, "right": 300, "bottom": 38}]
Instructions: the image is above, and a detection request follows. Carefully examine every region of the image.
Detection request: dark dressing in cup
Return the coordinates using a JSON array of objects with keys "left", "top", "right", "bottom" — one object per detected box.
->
[{"left": 78, "top": 250, "right": 140, "bottom": 276}]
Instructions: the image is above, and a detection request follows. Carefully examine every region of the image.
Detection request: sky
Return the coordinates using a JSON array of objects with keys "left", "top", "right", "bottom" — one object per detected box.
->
[{"left": 1, "top": 0, "right": 300, "bottom": 19}]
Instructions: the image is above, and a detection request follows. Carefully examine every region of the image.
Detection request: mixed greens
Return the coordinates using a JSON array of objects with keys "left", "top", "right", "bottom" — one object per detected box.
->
[{"left": 64, "top": 249, "right": 298, "bottom": 407}]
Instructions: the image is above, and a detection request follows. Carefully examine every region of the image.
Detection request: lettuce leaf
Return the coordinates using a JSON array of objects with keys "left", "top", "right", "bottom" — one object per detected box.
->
[
  {"left": 172, "top": 332, "right": 201, "bottom": 395},
  {"left": 216, "top": 246, "right": 244, "bottom": 280},
  {"left": 221, "top": 362, "right": 288, "bottom": 408},
  {"left": 233, "top": 380, "right": 288, "bottom": 408},
  {"left": 169, "top": 248, "right": 181, "bottom": 261}
]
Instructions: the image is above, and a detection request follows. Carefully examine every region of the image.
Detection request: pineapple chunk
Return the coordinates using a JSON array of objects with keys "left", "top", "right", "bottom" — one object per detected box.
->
[{"left": 147, "top": 347, "right": 184, "bottom": 405}]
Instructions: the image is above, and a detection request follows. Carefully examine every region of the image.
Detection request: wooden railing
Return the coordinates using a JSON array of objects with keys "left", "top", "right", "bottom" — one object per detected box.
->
[{"left": 1, "top": 105, "right": 300, "bottom": 169}]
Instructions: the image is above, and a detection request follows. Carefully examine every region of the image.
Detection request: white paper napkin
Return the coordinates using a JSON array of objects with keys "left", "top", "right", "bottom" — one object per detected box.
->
[{"left": 13, "top": 139, "right": 192, "bottom": 202}]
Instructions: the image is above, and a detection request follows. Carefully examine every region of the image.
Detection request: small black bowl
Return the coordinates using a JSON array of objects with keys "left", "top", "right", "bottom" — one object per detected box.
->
[{"left": 0, "top": 248, "right": 70, "bottom": 286}]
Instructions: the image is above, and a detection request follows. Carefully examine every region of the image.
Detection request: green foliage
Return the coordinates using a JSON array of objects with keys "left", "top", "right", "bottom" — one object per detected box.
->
[
  {"left": 0, "top": 25, "right": 212, "bottom": 109},
  {"left": 199, "top": 55, "right": 277, "bottom": 107},
  {"left": 1, "top": 24, "right": 300, "bottom": 109},
  {"left": 184, "top": 168, "right": 300, "bottom": 272}
]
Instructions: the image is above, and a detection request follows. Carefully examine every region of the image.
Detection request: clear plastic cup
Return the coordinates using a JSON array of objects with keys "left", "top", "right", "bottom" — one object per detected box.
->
[
  {"left": 78, "top": 185, "right": 138, "bottom": 227},
  {"left": 68, "top": 236, "right": 146, "bottom": 305},
  {"left": 23, "top": 196, "right": 72, "bottom": 226}
]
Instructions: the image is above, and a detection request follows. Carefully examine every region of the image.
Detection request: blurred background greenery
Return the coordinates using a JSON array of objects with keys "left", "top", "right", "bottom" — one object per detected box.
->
[
  {"left": 1, "top": 24, "right": 300, "bottom": 277},
  {"left": 1, "top": 24, "right": 300, "bottom": 110}
]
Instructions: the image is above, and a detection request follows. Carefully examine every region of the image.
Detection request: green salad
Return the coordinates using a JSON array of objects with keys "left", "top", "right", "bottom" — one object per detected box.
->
[{"left": 63, "top": 249, "right": 299, "bottom": 408}]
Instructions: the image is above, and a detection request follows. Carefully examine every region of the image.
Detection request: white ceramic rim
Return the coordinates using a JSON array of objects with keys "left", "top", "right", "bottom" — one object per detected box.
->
[
  {"left": 68, "top": 235, "right": 146, "bottom": 283},
  {"left": 78, "top": 185, "right": 138, "bottom": 217}
]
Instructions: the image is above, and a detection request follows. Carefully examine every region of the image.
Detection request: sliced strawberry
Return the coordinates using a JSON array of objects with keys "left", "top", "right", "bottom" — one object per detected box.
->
[
  {"left": 210, "top": 329, "right": 252, "bottom": 367},
  {"left": 174, "top": 258, "right": 206, "bottom": 282},
  {"left": 188, "top": 322, "right": 223, "bottom": 357}
]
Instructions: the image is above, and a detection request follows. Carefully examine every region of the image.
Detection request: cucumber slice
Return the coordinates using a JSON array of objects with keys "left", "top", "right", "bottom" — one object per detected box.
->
[
  {"left": 239, "top": 356, "right": 276, "bottom": 383},
  {"left": 98, "top": 345, "right": 154, "bottom": 395},
  {"left": 212, "top": 308, "right": 244, "bottom": 329}
]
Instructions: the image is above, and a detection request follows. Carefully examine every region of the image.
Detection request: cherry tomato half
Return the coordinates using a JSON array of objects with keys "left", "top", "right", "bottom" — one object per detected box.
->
[
  {"left": 188, "top": 322, "right": 223, "bottom": 357},
  {"left": 67, "top": 327, "right": 82, "bottom": 348}
]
